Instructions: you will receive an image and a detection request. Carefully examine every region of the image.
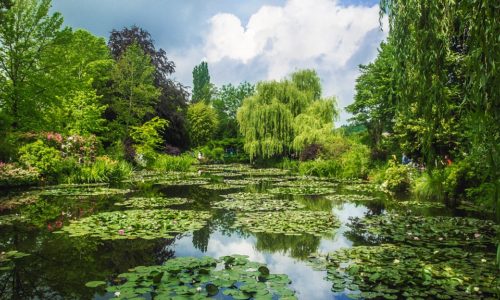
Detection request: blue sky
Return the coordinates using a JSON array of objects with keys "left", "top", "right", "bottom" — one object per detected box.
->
[{"left": 51, "top": 0, "right": 386, "bottom": 124}]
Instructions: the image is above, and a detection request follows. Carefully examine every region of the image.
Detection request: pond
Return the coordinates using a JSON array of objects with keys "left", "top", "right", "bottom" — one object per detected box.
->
[{"left": 0, "top": 164, "right": 498, "bottom": 299}]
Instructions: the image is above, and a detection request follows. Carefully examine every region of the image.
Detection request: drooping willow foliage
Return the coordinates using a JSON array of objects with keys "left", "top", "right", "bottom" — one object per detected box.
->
[
  {"left": 237, "top": 70, "right": 337, "bottom": 160},
  {"left": 379, "top": 0, "right": 499, "bottom": 263}
]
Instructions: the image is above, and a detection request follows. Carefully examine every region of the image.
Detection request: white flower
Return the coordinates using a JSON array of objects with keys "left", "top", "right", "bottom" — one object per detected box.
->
[
  {"left": 473, "top": 287, "right": 479, "bottom": 292},
  {"left": 393, "top": 259, "right": 400, "bottom": 264},
  {"left": 196, "top": 287, "right": 202, "bottom": 292},
  {"left": 481, "top": 259, "right": 486, "bottom": 263},
  {"left": 114, "top": 291, "right": 121, "bottom": 297}
]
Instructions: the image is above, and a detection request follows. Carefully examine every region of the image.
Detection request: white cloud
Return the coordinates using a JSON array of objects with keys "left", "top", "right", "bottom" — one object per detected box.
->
[{"left": 202, "top": 0, "right": 387, "bottom": 123}]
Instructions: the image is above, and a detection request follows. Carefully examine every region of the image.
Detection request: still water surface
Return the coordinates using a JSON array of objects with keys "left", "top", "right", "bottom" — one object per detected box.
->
[{"left": 0, "top": 166, "right": 477, "bottom": 299}]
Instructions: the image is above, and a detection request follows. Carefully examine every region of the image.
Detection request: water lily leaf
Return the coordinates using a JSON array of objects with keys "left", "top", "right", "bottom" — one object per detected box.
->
[
  {"left": 205, "top": 283, "right": 218, "bottom": 296},
  {"left": 85, "top": 281, "right": 106, "bottom": 288}
]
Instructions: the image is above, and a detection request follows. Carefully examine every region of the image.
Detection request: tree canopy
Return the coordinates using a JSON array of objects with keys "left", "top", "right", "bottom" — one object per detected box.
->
[{"left": 237, "top": 70, "right": 337, "bottom": 160}]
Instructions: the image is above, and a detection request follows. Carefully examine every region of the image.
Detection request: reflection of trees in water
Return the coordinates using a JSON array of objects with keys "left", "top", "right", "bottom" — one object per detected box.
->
[
  {"left": 294, "top": 195, "right": 333, "bottom": 211},
  {"left": 254, "top": 233, "right": 321, "bottom": 260},
  {"left": 0, "top": 223, "right": 174, "bottom": 299},
  {"left": 191, "top": 210, "right": 251, "bottom": 253}
]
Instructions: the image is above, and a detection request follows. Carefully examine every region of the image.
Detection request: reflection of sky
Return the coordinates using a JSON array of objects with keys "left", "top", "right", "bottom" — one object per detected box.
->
[
  {"left": 172, "top": 200, "right": 370, "bottom": 300},
  {"left": 174, "top": 231, "right": 334, "bottom": 299}
]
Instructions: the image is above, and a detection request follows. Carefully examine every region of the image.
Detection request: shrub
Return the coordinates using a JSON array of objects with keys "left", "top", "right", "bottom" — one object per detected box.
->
[
  {"left": 0, "top": 163, "right": 40, "bottom": 187},
  {"left": 298, "top": 159, "right": 342, "bottom": 177},
  {"left": 382, "top": 161, "right": 412, "bottom": 193},
  {"left": 339, "top": 143, "right": 370, "bottom": 179},
  {"left": 69, "top": 156, "right": 133, "bottom": 183},
  {"left": 412, "top": 170, "right": 445, "bottom": 202},
  {"left": 19, "top": 140, "right": 63, "bottom": 178},
  {"left": 152, "top": 154, "right": 197, "bottom": 172}
]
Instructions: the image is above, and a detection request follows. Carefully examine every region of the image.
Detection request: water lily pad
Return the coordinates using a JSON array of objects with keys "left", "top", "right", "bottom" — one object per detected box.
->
[
  {"left": 115, "top": 197, "right": 191, "bottom": 208},
  {"left": 87, "top": 255, "right": 295, "bottom": 299},
  {"left": 40, "top": 187, "right": 131, "bottom": 197},
  {"left": 85, "top": 280, "right": 106, "bottom": 288},
  {"left": 233, "top": 211, "right": 339, "bottom": 236},
  {"left": 268, "top": 186, "right": 334, "bottom": 196},
  {"left": 348, "top": 214, "right": 498, "bottom": 248},
  {"left": 326, "top": 244, "right": 499, "bottom": 299},
  {"left": 272, "top": 179, "right": 337, "bottom": 188},
  {"left": 0, "top": 250, "right": 30, "bottom": 271},
  {"left": 214, "top": 196, "right": 304, "bottom": 211},
  {"left": 202, "top": 183, "right": 244, "bottom": 190},
  {"left": 221, "top": 192, "right": 274, "bottom": 201},
  {"left": 325, "top": 194, "right": 379, "bottom": 202},
  {"left": 62, "top": 209, "right": 211, "bottom": 240}
]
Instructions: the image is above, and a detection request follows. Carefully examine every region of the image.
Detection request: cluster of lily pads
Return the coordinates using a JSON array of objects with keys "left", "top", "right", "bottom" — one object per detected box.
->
[
  {"left": 40, "top": 187, "right": 131, "bottom": 197},
  {"left": 326, "top": 244, "right": 499, "bottom": 299},
  {"left": 233, "top": 211, "right": 339, "bottom": 236},
  {"left": 272, "top": 179, "right": 336, "bottom": 188},
  {"left": 214, "top": 196, "right": 305, "bottom": 211},
  {"left": 348, "top": 214, "right": 498, "bottom": 247},
  {"left": 221, "top": 192, "right": 273, "bottom": 201},
  {"left": 268, "top": 186, "right": 334, "bottom": 196},
  {"left": 201, "top": 183, "right": 244, "bottom": 190},
  {"left": 87, "top": 255, "right": 296, "bottom": 299},
  {"left": 325, "top": 194, "right": 379, "bottom": 202},
  {"left": 0, "top": 191, "right": 40, "bottom": 211},
  {"left": 341, "top": 183, "right": 381, "bottom": 193},
  {"left": 0, "top": 250, "right": 30, "bottom": 271},
  {"left": 61, "top": 209, "right": 211, "bottom": 240},
  {"left": 115, "top": 197, "right": 191, "bottom": 208}
]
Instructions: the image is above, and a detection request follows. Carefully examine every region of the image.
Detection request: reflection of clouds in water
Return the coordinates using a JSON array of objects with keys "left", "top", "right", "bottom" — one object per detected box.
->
[
  {"left": 171, "top": 202, "right": 371, "bottom": 299},
  {"left": 175, "top": 231, "right": 265, "bottom": 262},
  {"left": 332, "top": 202, "right": 369, "bottom": 224},
  {"left": 174, "top": 231, "right": 337, "bottom": 299},
  {"left": 315, "top": 202, "right": 370, "bottom": 253},
  {"left": 265, "top": 254, "right": 332, "bottom": 300}
]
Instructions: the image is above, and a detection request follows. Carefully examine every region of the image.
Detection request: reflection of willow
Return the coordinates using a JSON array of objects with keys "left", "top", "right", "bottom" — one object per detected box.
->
[
  {"left": 254, "top": 233, "right": 321, "bottom": 260},
  {"left": 294, "top": 195, "right": 333, "bottom": 211},
  {"left": 0, "top": 222, "right": 174, "bottom": 299}
]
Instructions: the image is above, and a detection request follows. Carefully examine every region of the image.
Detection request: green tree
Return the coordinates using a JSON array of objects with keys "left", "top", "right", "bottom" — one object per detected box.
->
[
  {"left": 346, "top": 42, "right": 397, "bottom": 150},
  {"left": 237, "top": 69, "right": 337, "bottom": 160},
  {"left": 0, "top": 0, "right": 63, "bottom": 129},
  {"left": 191, "top": 61, "right": 213, "bottom": 103},
  {"left": 187, "top": 102, "right": 218, "bottom": 147},
  {"left": 212, "top": 82, "right": 254, "bottom": 138},
  {"left": 55, "top": 89, "right": 107, "bottom": 136},
  {"left": 110, "top": 43, "right": 160, "bottom": 136}
]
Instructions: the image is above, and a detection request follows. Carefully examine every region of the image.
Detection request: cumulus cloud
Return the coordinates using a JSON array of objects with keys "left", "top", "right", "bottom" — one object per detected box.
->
[{"left": 202, "top": 0, "right": 387, "bottom": 123}]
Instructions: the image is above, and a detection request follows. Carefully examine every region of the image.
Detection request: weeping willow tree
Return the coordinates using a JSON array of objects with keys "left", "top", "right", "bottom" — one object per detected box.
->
[
  {"left": 237, "top": 70, "right": 338, "bottom": 160},
  {"left": 380, "top": 0, "right": 499, "bottom": 264}
]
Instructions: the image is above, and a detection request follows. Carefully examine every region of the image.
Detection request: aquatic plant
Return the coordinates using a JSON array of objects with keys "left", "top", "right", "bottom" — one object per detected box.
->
[
  {"left": 214, "top": 196, "right": 304, "bottom": 211},
  {"left": 268, "top": 186, "right": 334, "bottom": 196},
  {"left": 233, "top": 211, "right": 339, "bottom": 236},
  {"left": 115, "top": 197, "right": 191, "bottom": 208},
  {"left": 62, "top": 209, "right": 211, "bottom": 240},
  {"left": 0, "top": 250, "right": 30, "bottom": 271},
  {"left": 86, "top": 255, "right": 296, "bottom": 299},
  {"left": 326, "top": 245, "right": 499, "bottom": 299}
]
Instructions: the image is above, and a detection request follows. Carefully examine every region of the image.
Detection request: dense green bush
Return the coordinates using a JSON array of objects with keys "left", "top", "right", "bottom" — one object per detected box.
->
[
  {"left": 69, "top": 156, "right": 133, "bottom": 183},
  {"left": 382, "top": 161, "right": 412, "bottom": 193},
  {"left": 412, "top": 170, "right": 445, "bottom": 202},
  {"left": 152, "top": 154, "right": 197, "bottom": 172},
  {"left": 339, "top": 143, "right": 370, "bottom": 179},
  {"left": 18, "top": 140, "right": 63, "bottom": 178},
  {"left": 298, "top": 159, "right": 342, "bottom": 178},
  {"left": 0, "top": 163, "right": 40, "bottom": 187}
]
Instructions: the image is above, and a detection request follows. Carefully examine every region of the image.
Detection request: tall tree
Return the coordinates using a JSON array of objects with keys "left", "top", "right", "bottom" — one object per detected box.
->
[
  {"left": 346, "top": 42, "right": 397, "bottom": 150},
  {"left": 187, "top": 102, "right": 218, "bottom": 147},
  {"left": 237, "top": 70, "right": 337, "bottom": 160},
  {"left": 191, "top": 61, "right": 212, "bottom": 103},
  {"left": 212, "top": 82, "right": 255, "bottom": 138},
  {"left": 110, "top": 43, "right": 160, "bottom": 137},
  {"left": 108, "top": 26, "right": 189, "bottom": 149},
  {"left": 0, "top": 0, "right": 63, "bottom": 129}
]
